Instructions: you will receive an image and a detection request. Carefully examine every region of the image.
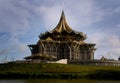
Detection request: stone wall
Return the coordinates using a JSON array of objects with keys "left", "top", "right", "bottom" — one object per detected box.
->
[{"left": 68, "top": 60, "right": 120, "bottom": 66}]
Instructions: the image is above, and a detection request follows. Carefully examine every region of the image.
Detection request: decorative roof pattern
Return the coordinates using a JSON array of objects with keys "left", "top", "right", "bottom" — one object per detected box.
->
[{"left": 39, "top": 11, "right": 87, "bottom": 41}]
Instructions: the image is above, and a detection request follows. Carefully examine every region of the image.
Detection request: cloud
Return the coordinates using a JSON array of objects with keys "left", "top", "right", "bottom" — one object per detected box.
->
[
  {"left": 35, "top": 0, "right": 107, "bottom": 30},
  {"left": 87, "top": 32, "right": 120, "bottom": 60},
  {"left": 0, "top": 0, "right": 33, "bottom": 36},
  {"left": 34, "top": 0, "right": 120, "bottom": 60},
  {"left": 37, "top": 5, "right": 63, "bottom": 30},
  {"left": 0, "top": 0, "right": 120, "bottom": 61},
  {"left": 0, "top": 0, "right": 37, "bottom": 61}
]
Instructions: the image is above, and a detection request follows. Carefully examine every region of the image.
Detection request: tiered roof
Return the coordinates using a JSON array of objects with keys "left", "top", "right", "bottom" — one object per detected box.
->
[{"left": 39, "top": 11, "right": 87, "bottom": 41}]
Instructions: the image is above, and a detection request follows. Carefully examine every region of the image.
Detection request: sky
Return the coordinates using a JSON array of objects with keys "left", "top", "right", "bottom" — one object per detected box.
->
[{"left": 0, "top": 0, "right": 120, "bottom": 62}]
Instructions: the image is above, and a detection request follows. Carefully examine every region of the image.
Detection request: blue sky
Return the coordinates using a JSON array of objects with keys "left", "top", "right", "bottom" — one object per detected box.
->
[{"left": 0, "top": 0, "right": 120, "bottom": 62}]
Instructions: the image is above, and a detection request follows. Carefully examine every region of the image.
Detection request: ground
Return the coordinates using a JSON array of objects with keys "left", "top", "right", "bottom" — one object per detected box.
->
[{"left": 0, "top": 63, "right": 120, "bottom": 79}]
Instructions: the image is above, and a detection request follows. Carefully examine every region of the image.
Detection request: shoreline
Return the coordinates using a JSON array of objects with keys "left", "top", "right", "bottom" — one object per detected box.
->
[{"left": 0, "top": 71, "right": 120, "bottom": 80}]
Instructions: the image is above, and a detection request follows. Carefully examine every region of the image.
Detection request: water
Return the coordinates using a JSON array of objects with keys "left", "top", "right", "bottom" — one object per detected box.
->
[{"left": 0, "top": 79, "right": 120, "bottom": 83}]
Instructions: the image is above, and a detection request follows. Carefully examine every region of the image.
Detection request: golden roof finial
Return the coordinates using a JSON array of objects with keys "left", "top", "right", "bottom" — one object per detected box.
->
[
  {"left": 61, "top": 10, "right": 65, "bottom": 20},
  {"left": 51, "top": 11, "right": 73, "bottom": 33}
]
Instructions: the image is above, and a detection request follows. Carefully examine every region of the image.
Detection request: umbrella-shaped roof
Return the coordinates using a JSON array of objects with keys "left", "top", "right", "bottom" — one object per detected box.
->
[{"left": 39, "top": 11, "right": 87, "bottom": 41}]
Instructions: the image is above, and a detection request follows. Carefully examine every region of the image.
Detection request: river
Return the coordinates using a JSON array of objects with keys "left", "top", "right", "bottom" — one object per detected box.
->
[{"left": 0, "top": 79, "right": 120, "bottom": 83}]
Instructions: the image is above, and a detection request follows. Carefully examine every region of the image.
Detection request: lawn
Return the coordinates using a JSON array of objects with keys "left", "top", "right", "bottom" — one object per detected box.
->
[{"left": 0, "top": 63, "right": 120, "bottom": 79}]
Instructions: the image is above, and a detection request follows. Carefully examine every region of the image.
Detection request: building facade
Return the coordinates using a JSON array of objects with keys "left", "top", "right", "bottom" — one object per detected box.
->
[{"left": 27, "top": 11, "right": 96, "bottom": 60}]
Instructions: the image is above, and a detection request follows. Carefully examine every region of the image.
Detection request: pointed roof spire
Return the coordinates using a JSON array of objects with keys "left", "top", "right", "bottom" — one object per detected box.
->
[
  {"left": 51, "top": 11, "right": 73, "bottom": 33},
  {"left": 61, "top": 10, "right": 65, "bottom": 20}
]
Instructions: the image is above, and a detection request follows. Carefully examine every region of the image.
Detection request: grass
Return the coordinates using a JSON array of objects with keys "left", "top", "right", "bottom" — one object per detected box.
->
[{"left": 0, "top": 63, "right": 120, "bottom": 79}]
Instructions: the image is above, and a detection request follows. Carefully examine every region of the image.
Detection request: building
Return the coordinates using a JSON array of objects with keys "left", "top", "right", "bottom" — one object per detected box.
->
[{"left": 25, "top": 11, "right": 96, "bottom": 60}]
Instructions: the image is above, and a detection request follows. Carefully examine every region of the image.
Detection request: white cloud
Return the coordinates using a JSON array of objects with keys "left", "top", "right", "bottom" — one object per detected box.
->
[
  {"left": 0, "top": 0, "right": 32, "bottom": 36},
  {"left": 35, "top": 0, "right": 107, "bottom": 31},
  {"left": 0, "top": 0, "right": 120, "bottom": 61},
  {"left": 87, "top": 33, "right": 120, "bottom": 60}
]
